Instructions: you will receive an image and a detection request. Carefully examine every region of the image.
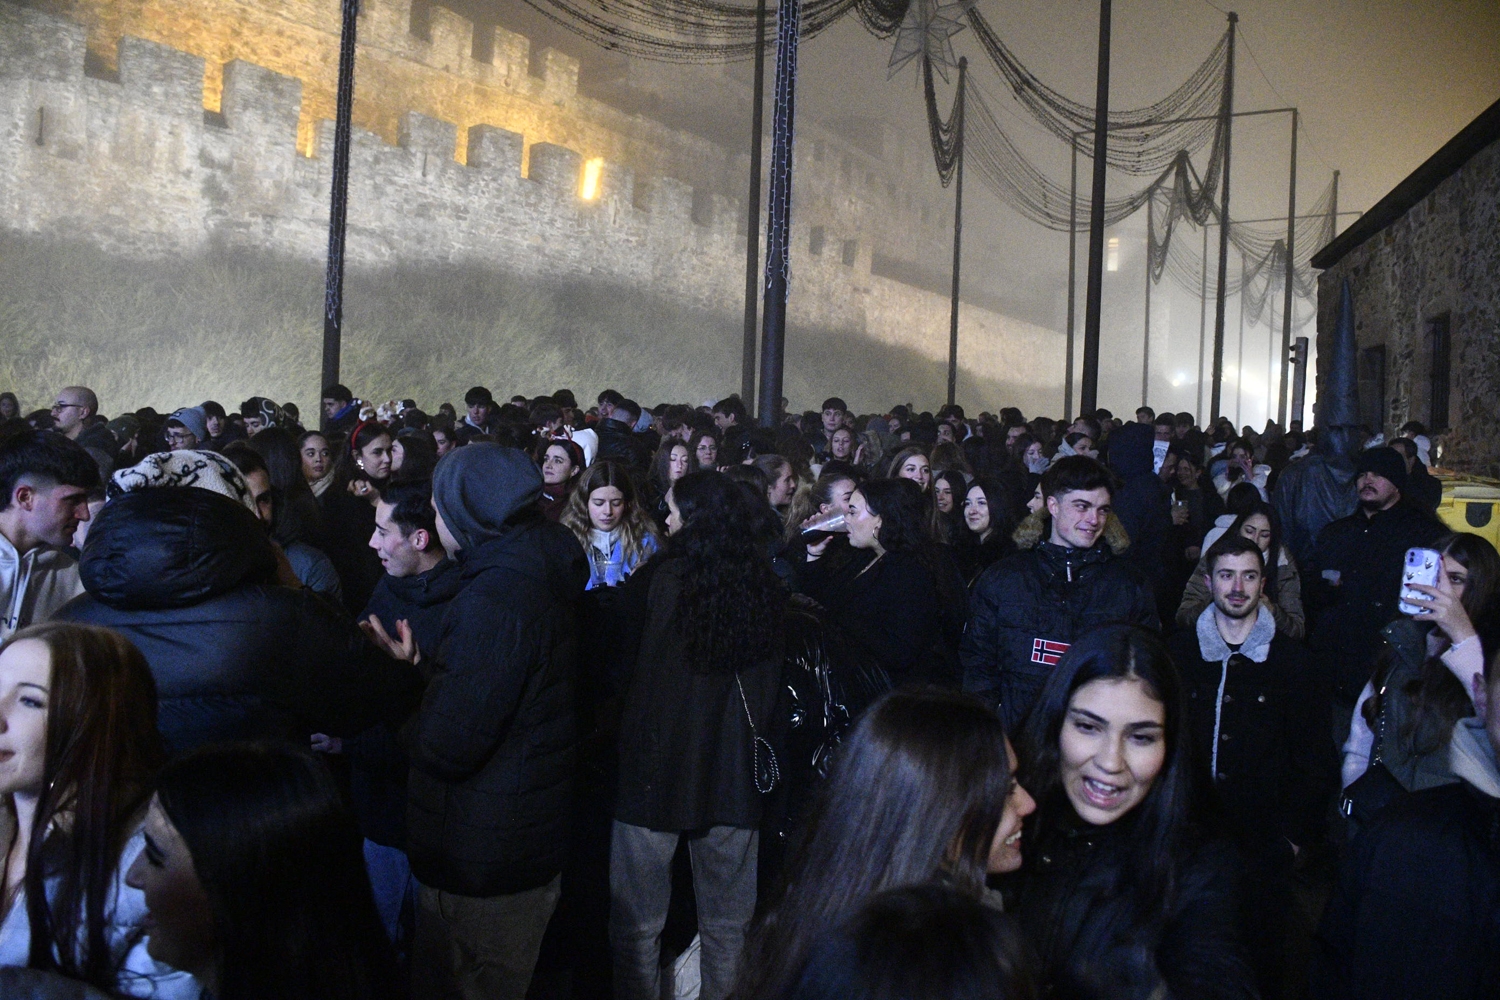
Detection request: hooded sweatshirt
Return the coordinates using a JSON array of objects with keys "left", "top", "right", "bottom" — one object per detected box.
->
[{"left": 431, "top": 443, "right": 542, "bottom": 553}]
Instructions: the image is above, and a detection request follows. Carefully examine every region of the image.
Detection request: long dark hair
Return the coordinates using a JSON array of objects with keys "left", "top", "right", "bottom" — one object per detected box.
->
[
  {"left": 1018, "top": 625, "right": 1196, "bottom": 918},
  {"left": 1225, "top": 501, "right": 1284, "bottom": 601},
  {"left": 155, "top": 742, "right": 399, "bottom": 1000},
  {"left": 930, "top": 469, "right": 969, "bottom": 544},
  {"left": 858, "top": 478, "right": 929, "bottom": 552},
  {"left": 670, "top": 470, "right": 785, "bottom": 673},
  {"left": 1384, "top": 532, "right": 1500, "bottom": 753},
  {"left": 731, "top": 689, "right": 1015, "bottom": 1000},
  {"left": 336, "top": 421, "right": 392, "bottom": 492},
  {"left": 248, "top": 427, "right": 325, "bottom": 546},
  {"left": 5, "top": 623, "right": 164, "bottom": 992},
  {"left": 958, "top": 476, "right": 1015, "bottom": 547}
]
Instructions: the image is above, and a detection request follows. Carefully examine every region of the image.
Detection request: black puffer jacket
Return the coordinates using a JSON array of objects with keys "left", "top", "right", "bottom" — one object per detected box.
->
[
  {"left": 57, "top": 488, "right": 423, "bottom": 754},
  {"left": 962, "top": 540, "right": 1158, "bottom": 732},
  {"left": 1307, "top": 503, "right": 1446, "bottom": 702},
  {"left": 1012, "top": 814, "right": 1257, "bottom": 1000},
  {"left": 404, "top": 515, "right": 589, "bottom": 897}
]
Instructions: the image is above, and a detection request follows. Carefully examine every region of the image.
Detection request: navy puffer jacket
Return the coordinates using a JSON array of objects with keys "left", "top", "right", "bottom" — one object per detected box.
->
[{"left": 58, "top": 488, "right": 423, "bottom": 754}]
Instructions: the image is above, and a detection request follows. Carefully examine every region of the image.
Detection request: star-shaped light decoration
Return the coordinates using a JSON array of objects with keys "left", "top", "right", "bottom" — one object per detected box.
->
[{"left": 887, "top": 0, "right": 978, "bottom": 82}]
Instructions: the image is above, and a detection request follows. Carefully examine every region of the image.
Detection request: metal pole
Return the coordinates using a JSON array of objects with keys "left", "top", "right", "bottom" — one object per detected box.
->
[
  {"left": 946, "top": 58, "right": 967, "bottom": 408},
  {"left": 1197, "top": 223, "right": 1208, "bottom": 420},
  {"left": 1209, "top": 11, "right": 1238, "bottom": 423},
  {"left": 1079, "top": 0, "right": 1112, "bottom": 415},
  {"left": 757, "top": 0, "right": 801, "bottom": 428},
  {"left": 321, "top": 0, "right": 360, "bottom": 420},
  {"left": 1291, "top": 336, "right": 1308, "bottom": 426},
  {"left": 1065, "top": 138, "right": 1078, "bottom": 421},
  {"left": 740, "top": 0, "right": 767, "bottom": 415},
  {"left": 1276, "top": 108, "right": 1298, "bottom": 427},
  {"left": 1142, "top": 195, "right": 1151, "bottom": 407},
  {"left": 1236, "top": 253, "right": 1245, "bottom": 426}
]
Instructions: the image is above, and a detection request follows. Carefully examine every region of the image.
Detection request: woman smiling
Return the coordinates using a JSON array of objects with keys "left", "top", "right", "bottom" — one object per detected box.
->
[{"left": 1010, "top": 625, "right": 1256, "bottom": 1000}]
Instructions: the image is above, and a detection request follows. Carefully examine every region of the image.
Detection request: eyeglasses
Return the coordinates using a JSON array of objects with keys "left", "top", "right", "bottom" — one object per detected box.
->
[
  {"left": 165, "top": 431, "right": 194, "bottom": 444},
  {"left": 51, "top": 402, "right": 81, "bottom": 412}
]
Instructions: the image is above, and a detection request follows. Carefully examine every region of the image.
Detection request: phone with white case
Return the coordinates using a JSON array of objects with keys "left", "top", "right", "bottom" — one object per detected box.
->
[{"left": 1398, "top": 547, "right": 1442, "bottom": 616}]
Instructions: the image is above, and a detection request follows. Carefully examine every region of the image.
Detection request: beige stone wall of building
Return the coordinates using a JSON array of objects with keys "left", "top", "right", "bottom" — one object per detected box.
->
[{"left": 1315, "top": 139, "right": 1500, "bottom": 474}]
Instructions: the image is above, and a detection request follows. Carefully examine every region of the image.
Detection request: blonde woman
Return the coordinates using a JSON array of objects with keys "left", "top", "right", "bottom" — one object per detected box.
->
[{"left": 561, "top": 461, "right": 661, "bottom": 590}]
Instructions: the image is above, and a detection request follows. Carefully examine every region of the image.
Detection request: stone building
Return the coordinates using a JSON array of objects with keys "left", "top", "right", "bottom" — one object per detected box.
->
[
  {"left": 1312, "top": 96, "right": 1500, "bottom": 474},
  {"left": 0, "top": 0, "right": 1067, "bottom": 412}
]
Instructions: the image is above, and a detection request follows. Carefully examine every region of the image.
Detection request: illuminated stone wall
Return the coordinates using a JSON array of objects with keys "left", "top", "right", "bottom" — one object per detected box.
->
[{"left": 0, "top": 0, "right": 1067, "bottom": 411}]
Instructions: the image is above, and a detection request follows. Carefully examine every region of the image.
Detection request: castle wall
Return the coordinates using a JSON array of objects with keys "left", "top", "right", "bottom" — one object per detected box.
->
[
  {"left": 0, "top": 1, "right": 1066, "bottom": 409},
  {"left": 1315, "top": 137, "right": 1500, "bottom": 474}
]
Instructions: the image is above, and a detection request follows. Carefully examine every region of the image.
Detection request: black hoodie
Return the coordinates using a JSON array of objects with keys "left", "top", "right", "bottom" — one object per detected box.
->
[
  {"left": 58, "top": 488, "right": 423, "bottom": 754},
  {"left": 409, "top": 444, "right": 589, "bottom": 896}
]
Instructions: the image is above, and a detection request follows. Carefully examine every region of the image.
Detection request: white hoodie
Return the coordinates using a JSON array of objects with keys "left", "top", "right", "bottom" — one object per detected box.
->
[{"left": 0, "top": 531, "right": 84, "bottom": 642}]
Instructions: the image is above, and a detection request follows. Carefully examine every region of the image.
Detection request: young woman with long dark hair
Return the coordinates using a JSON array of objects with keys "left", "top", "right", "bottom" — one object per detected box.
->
[
  {"left": 534, "top": 438, "right": 584, "bottom": 522},
  {"left": 343, "top": 422, "right": 394, "bottom": 500},
  {"left": 954, "top": 477, "right": 1016, "bottom": 584},
  {"left": 800, "top": 478, "right": 966, "bottom": 687},
  {"left": 611, "top": 471, "right": 786, "bottom": 1000},
  {"left": 1342, "top": 531, "right": 1500, "bottom": 794},
  {"left": 930, "top": 469, "right": 968, "bottom": 544},
  {"left": 731, "top": 688, "right": 1035, "bottom": 1000},
  {"left": 317, "top": 421, "right": 391, "bottom": 613},
  {"left": 1011, "top": 625, "right": 1256, "bottom": 1000},
  {"left": 0, "top": 623, "right": 192, "bottom": 998},
  {"left": 646, "top": 439, "right": 692, "bottom": 529},
  {"left": 688, "top": 428, "right": 720, "bottom": 471},
  {"left": 298, "top": 431, "right": 336, "bottom": 497},
  {"left": 885, "top": 446, "right": 931, "bottom": 492},
  {"left": 125, "top": 742, "right": 399, "bottom": 1000},
  {"left": 560, "top": 461, "right": 660, "bottom": 591}
]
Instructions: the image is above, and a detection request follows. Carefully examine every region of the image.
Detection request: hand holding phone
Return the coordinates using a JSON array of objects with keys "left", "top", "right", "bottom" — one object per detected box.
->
[{"left": 1399, "top": 547, "right": 1443, "bottom": 616}]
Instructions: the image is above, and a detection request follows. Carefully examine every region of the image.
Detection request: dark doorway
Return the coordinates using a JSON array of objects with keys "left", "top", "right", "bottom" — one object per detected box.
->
[{"left": 1358, "top": 345, "right": 1386, "bottom": 435}]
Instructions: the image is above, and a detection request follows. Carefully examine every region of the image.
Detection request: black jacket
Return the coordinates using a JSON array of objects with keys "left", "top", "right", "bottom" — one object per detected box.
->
[
  {"left": 962, "top": 541, "right": 1158, "bottom": 732},
  {"left": 57, "top": 488, "right": 423, "bottom": 755},
  {"left": 1307, "top": 503, "right": 1446, "bottom": 702},
  {"left": 1012, "top": 815, "right": 1257, "bottom": 1000},
  {"left": 799, "top": 546, "right": 966, "bottom": 688},
  {"left": 361, "top": 558, "right": 464, "bottom": 655},
  {"left": 1168, "top": 620, "right": 1330, "bottom": 854},
  {"left": 349, "top": 558, "right": 465, "bottom": 849},
  {"left": 318, "top": 488, "right": 384, "bottom": 615},
  {"left": 1312, "top": 767, "right": 1500, "bottom": 999},
  {"left": 1108, "top": 422, "right": 1173, "bottom": 590},
  {"left": 614, "top": 557, "right": 784, "bottom": 832},
  {"left": 594, "top": 417, "right": 650, "bottom": 471},
  {"left": 404, "top": 515, "right": 589, "bottom": 897}
]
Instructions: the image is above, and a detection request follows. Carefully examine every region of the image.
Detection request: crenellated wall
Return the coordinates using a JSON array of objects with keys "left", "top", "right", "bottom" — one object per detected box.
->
[{"left": 0, "top": 0, "right": 1065, "bottom": 405}]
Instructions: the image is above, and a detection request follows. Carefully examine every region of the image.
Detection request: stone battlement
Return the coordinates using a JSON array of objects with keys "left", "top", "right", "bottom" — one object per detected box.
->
[{"left": 0, "top": 0, "right": 1064, "bottom": 400}]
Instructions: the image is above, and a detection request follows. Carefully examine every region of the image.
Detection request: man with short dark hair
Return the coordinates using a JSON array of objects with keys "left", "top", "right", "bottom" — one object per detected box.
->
[
  {"left": 595, "top": 395, "right": 649, "bottom": 470},
  {"left": 1309, "top": 446, "right": 1446, "bottom": 740},
  {"left": 711, "top": 396, "right": 746, "bottom": 433},
  {"left": 0, "top": 431, "right": 99, "bottom": 639},
  {"left": 365, "top": 480, "right": 461, "bottom": 655},
  {"left": 1170, "top": 535, "right": 1326, "bottom": 996},
  {"left": 1136, "top": 405, "right": 1155, "bottom": 423},
  {"left": 323, "top": 383, "right": 360, "bottom": 435},
  {"left": 962, "top": 455, "right": 1159, "bottom": 730},
  {"left": 807, "top": 396, "right": 848, "bottom": 461},
  {"left": 460, "top": 387, "right": 497, "bottom": 443},
  {"left": 1388, "top": 437, "right": 1441, "bottom": 512}
]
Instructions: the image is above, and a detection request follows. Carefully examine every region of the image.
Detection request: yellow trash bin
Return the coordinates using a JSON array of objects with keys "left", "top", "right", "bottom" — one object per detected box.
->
[{"left": 1436, "top": 475, "right": 1500, "bottom": 549}]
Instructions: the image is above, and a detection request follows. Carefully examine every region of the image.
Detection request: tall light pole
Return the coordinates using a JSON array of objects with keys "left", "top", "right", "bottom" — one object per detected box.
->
[
  {"left": 1079, "top": 0, "right": 1112, "bottom": 415},
  {"left": 1207, "top": 11, "right": 1237, "bottom": 422},
  {"left": 321, "top": 0, "right": 359, "bottom": 424},
  {"left": 740, "top": 0, "right": 768, "bottom": 415},
  {"left": 757, "top": 0, "right": 802, "bottom": 427},
  {"left": 946, "top": 57, "right": 967, "bottom": 408}
]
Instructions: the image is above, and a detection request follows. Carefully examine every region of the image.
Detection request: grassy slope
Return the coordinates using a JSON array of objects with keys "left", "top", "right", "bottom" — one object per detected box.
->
[{"left": 0, "top": 233, "right": 1033, "bottom": 416}]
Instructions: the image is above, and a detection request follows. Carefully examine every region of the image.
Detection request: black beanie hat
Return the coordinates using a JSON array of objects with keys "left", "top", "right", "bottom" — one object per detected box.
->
[{"left": 1355, "top": 445, "right": 1408, "bottom": 493}]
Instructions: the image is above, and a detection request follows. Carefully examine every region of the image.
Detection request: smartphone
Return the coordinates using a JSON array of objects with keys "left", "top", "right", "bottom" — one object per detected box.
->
[{"left": 1399, "top": 547, "right": 1442, "bottom": 615}]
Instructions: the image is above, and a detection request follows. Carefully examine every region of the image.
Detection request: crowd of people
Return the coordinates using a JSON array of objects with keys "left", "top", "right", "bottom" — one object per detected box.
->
[{"left": 0, "top": 381, "right": 1494, "bottom": 1000}]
